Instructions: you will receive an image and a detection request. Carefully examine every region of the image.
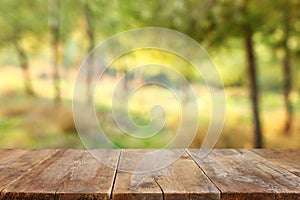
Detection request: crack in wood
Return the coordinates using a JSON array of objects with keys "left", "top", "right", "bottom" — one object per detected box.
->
[
  {"left": 186, "top": 149, "right": 222, "bottom": 200},
  {"left": 154, "top": 176, "right": 165, "bottom": 200},
  {"left": 110, "top": 149, "right": 122, "bottom": 200}
]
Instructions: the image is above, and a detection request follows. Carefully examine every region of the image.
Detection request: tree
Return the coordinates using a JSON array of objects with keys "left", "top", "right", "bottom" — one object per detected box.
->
[
  {"left": 82, "top": 0, "right": 96, "bottom": 104},
  {"left": 239, "top": 0, "right": 263, "bottom": 147},
  {"left": 173, "top": 0, "right": 264, "bottom": 147},
  {"left": 263, "top": 0, "right": 300, "bottom": 134},
  {"left": 49, "top": 0, "right": 61, "bottom": 103},
  {"left": 243, "top": 24, "right": 263, "bottom": 147},
  {"left": 85, "top": 0, "right": 290, "bottom": 147},
  {"left": 282, "top": 3, "right": 293, "bottom": 134},
  {"left": 13, "top": 39, "right": 34, "bottom": 96},
  {"left": 0, "top": 0, "right": 47, "bottom": 96},
  {"left": 48, "top": 0, "right": 81, "bottom": 103},
  {"left": 276, "top": 0, "right": 300, "bottom": 134},
  {"left": 199, "top": 0, "right": 266, "bottom": 147}
]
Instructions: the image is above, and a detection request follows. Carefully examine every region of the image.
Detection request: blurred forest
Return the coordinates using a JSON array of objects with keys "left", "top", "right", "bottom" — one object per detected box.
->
[{"left": 0, "top": 0, "right": 300, "bottom": 148}]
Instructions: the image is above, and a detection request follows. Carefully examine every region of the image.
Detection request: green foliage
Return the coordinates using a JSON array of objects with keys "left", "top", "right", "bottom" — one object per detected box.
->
[
  {"left": 0, "top": 0, "right": 300, "bottom": 148},
  {"left": 0, "top": 0, "right": 48, "bottom": 49}
]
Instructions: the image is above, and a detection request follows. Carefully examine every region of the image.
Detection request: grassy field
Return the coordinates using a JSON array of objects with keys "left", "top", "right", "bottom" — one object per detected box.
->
[{"left": 0, "top": 65, "right": 299, "bottom": 148}]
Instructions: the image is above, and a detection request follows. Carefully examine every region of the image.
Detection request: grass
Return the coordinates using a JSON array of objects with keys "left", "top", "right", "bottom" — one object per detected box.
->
[{"left": 0, "top": 65, "right": 300, "bottom": 148}]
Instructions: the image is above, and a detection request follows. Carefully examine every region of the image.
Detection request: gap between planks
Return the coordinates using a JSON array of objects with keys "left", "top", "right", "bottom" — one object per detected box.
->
[
  {"left": 110, "top": 149, "right": 122, "bottom": 199},
  {"left": 188, "top": 149, "right": 300, "bottom": 200},
  {"left": 153, "top": 177, "right": 165, "bottom": 200},
  {"left": 111, "top": 149, "right": 221, "bottom": 200},
  {"left": 1, "top": 149, "right": 299, "bottom": 200},
  {"left": 185, "top": 149, "right": 223, "bottom": 199},
  {"left": 0, "top": 149, "right": 121, "bottom": 199}
]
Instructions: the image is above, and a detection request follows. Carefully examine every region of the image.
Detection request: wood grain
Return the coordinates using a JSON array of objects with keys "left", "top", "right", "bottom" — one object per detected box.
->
[
  {"left": 1, "top": 149, "right": 120, "bottom": 200},
  {"left": 56, "top": 149, "right": 120, "bottom": 200},
  {"left": 112, "top": 149, "right": 163, "bottom": 200},
  {"left": 155, "top": 152, "right": 220, "bottom": 200},
  {"left": 251, "top": 149, "right": 300, "bottom": 177},
  {"left": 1, "top": 149, "right": 64, "bottom": 200},
  {"left": 0, "top": 149, "right": 56, "bottom": 192},
  {"left": 0, "top": 149, "right": 28, "bottom": 165},
  {"left": 0, "top": 149, "right": 299, "bottom": 200},
  {"left": 113, "top": 149, "right": 220, "bottom": 200},
  {"left": 188, "top": 149, "right": 300, "bottom": 200}
]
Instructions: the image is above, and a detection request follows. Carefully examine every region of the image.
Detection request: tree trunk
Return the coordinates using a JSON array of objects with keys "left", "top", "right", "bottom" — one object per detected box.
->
[
  {"left": 238, "top": 0, "right": 263, "bottom": 148},
  {"left": 123, "top": 69, "right": 129, "bottom": 93},
  {"left": 49, "top": 0, "right": 61, "bottom": 103},
  {"left": 116, "top": 69, "right": 128, "bottom": 98},
  {"left": 83, "top": 0, "right": 95, "bottom": 104},
  {"left": 14, "top": 39, "right": 34, "bottom": 96},
  {"left": 282, "top": 8, "right": 292, "bottom": 134},
  {"left": 244, "top": 28, "right": 263, "bottom": 148}
]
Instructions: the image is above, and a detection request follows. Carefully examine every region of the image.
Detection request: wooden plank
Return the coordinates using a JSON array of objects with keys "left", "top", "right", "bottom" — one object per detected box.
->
[
  {"left": 56, "top": 149, "right": 120, "bottom": 200},
  {"left": 1, "top": 149, "right": 120, "bottom": 200},
  {"left": 0, "top": 149, "right": 64, "bottom": 200},
  {"left": 112, "top": 149, "right": 163, "bottom": 200},
  {"left": 0, "top": 149, "right": 29, "bottom": 167},
  {"left": 188, "top": 149, "right": 300, "bottom": 200},
  {"left": 1, "top": 149, "right": 299, "bottom": 199},
  {"left": 251, "top": 149, "right": 300, "bottom": 177},
  {"left": 113, "top": 149, "right": 220, "bottom": 200},
  {"left": 155, "top": 152, "right": 220, "bottom": 200},
  {"left": 0, "top": 149, "right": 56, "bottom": 192}
]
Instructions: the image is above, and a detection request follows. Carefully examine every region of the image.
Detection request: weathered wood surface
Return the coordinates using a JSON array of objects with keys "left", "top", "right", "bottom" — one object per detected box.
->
[
  {"left": 0, "top": 149, "right": 299, "bottom": 200},
  {"left": 113, "top": 149, "right": 220, "bottom": 200},
  {"left": 0, "top": 149, "right": 56, "bottom": 192},
  {"left": 0, "top": 149, "right": 120, "bottom": 200},
  {"left": 188, "top": 149, "right": 300, "bottom": 200},
  {"left": 112, "top": 149, "right": 163, "bottom": 200},
  {"left": 251, "top": 149, "right": 300, "bottom": 177},
  {"left": 154, "top": 152, "right": 220, "bottom": 200}
]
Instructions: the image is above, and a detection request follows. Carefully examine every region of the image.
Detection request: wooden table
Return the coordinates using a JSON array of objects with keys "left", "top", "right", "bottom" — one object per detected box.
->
[{"left": 0, "top": 149, "right": 299, "bottom": 200}]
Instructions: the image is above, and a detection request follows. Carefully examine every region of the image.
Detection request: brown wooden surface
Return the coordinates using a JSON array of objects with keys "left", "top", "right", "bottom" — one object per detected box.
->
[
  {"left": 0, "top": 149, "right": 299, "bottom": 200},
  {"left": 1, "top": 149, "right": 120, "bottom": 200},
  {"left": 251, "top": 149, "right": 300, "bottom": 177},
  {"left": 0, "top": 149, "right": 57, "bottom": 193},
  {"left": 154, "top": 152, "right": 220, "bottom": 200},
  {"left": 113, "top": 149, "right": 163, "bottom": 200},
  {"left": 188, "top": 149, "right": 300, "bottom": 200}
]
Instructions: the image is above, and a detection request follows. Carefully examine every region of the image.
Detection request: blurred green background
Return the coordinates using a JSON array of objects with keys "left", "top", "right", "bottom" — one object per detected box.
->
[{"left": 0, "top": 0, "right": 300, "bottom": 148}]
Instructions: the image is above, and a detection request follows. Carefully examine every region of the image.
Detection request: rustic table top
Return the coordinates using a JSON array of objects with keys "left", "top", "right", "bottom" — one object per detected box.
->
[{"left": 0, "top": 149, "right": 299, "bottom": 200}]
